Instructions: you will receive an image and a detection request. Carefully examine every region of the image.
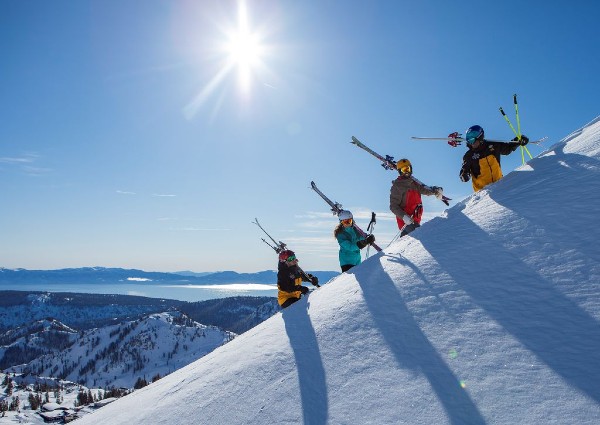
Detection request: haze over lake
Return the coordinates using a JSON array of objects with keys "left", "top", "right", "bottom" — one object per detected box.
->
[{"left": 0, "top": 282, "right": 278, "bottom": 302}]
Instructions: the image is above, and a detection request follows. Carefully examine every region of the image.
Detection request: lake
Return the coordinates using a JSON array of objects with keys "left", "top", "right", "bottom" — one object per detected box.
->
[{"left": 0, "top": 282, "right": 279, "bottom": 302}]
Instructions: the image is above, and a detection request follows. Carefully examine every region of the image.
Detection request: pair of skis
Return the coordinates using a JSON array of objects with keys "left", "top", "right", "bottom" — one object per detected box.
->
[
  {"left": 252, "top": 218, "right": 320, "bottom": 287},
  {"left": 310, "top": 181, "right": 382, "bottom": 253},
  {"left": 411, "top": 134, "right": 546, "bottom": 146},
  {"left": 350, "top": 136, "right": 451, "bottom": 206},
  {"left": 410, "top": 94, "right": 546, "bottom": 157}
]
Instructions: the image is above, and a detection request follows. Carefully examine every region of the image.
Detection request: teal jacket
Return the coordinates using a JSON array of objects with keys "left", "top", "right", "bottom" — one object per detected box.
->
[{"left": 336, "top": 226, "right": 365, "bottom": 267}]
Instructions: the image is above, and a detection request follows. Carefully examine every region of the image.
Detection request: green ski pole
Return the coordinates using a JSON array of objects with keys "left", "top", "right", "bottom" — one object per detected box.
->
[
  {"left": 500, "top": 102, "right": 532, "bottom": 164},
  {"left": 513, "top": 94, "right": 522, "bottom": 138},
  {"left": 513, "top": 94, "right": 533, "bottom": 160}
]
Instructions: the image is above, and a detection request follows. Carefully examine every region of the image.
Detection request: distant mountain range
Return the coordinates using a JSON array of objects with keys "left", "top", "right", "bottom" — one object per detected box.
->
[
  {"left": 0, "top": 267, "right": 338, "bottom": 285},
  {"left": 0, "top": 291, "right": 279, "bottom": 334}
]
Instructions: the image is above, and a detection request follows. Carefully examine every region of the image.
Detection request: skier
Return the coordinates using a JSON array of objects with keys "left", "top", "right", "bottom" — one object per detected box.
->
[
  {"left": 459, "top": 125, "right": 529, "bottom": 192},
  {"left": 390, "top": 158, "right": 443, "bottom": 237},
  {"left": 276, "top": 250, "right": 319, "bottom": 308},
  {"left": 334, "top": 210, "right": 375, "bottom": 272}
]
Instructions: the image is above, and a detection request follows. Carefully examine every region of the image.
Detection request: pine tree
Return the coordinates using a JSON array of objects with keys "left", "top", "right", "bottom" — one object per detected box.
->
[
  {"left": 134, "top": 377, "right": 148, "bottom": 389},
  {"left": 9, "top": 396, "right": 19, "bottom": 411}
]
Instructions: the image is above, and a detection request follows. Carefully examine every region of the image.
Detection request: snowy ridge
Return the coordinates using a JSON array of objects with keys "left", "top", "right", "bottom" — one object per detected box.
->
[
  {"left": 0, "top": 318, "right": 78, "bottom": 370},
  {"left": 76, "top": 118, "right": 600, "bottom": 424},
  {"left": 4, "top": 311, "right": 234, "bottom": 389}
]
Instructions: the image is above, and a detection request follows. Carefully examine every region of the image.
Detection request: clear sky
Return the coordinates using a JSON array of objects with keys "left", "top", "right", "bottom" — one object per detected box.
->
[{"left": 1, "top": 0, "right": 598, "bottom": 273}]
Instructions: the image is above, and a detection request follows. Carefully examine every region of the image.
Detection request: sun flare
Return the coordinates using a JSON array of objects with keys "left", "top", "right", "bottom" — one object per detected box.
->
[
  {"left": 224, "top": 1, "right": 265, "bottom": 93},
  {"left": 184, "top": 0, "right": 270, "bottom": 120}
]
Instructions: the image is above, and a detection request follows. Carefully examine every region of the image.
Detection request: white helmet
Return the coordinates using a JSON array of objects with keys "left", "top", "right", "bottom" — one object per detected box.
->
[{"left": 338, "top": 210, "right": 353, "bottom": 221}]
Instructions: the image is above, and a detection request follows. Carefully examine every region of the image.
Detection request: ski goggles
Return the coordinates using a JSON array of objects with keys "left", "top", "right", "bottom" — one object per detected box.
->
[
  {"left": 399, "top": 164, "right": 412, "bottom": 175},
  {"left": 286, "top": 255, "right": 297, "bottom": 263},
  {"left": 341, "top": 218, "right": 353, "bottom": 225},
  {"left": 465, "top": 131, "right": 482, "bottom": 145}
]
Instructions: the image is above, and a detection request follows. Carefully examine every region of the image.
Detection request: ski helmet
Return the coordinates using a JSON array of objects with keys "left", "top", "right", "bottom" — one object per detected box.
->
[
  {"left": 338, "top": 210, "right": 353, "bottom": 221},
  {"left": 465, "top": 125, "right": 484, "bottom": 145},
  {"left": 278, "top": 249, "right": 296, "bottom": 262},
  {"left": 396, "top": 158, "right": 412, "bottom": 176}
]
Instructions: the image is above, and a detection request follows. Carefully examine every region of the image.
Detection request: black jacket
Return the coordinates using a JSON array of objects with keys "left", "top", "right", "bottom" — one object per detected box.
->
[{"left": 460, "top": 141, "right": 518, "bottom": 192}]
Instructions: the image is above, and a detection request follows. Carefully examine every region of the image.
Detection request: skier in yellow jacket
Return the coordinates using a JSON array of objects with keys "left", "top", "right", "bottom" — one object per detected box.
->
[
  {"left": 460, "top": 125, "right": 529, "bottom": 192},
  {"left": 276, "top": 250, "right": 319, "bottom": 308}
]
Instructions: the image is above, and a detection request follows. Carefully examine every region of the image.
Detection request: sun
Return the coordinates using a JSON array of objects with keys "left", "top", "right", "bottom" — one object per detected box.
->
[
  {"left": 223, "top": 1, "right": 265, "bottom": 94},
  {"left": 183, "top": 0, "right": 269, "bottom": 120},
  {"left": 226, "top": 30, "right": 262, "bottom": 68}
]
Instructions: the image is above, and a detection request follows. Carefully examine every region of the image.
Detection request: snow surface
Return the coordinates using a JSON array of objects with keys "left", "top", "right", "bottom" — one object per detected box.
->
[{"left": 76, "top": 118, "right": 600, "bottom": 424}]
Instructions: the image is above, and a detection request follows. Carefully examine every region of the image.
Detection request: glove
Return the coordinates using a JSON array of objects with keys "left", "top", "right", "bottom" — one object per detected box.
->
[
  {"left": 460, "top": 169, "right": 470, "bottom": 182},
  {"left": 402, "top": 214, "right": 414, "bottom": 225},
  {"left": 357, "top": 239, "right": 368, "bottom": 249},
  {"left": 305, "top": 273, "right": 320, "bottom": 287},
  {"left": 299, "top": 285, "right": 309, "bottom": 295},
  {"left": 365, "top": 234, "right": 375, "bottom": 245},
  {"left": 431, "top": 186, "right": 443, "bottom": 197},
  {"left": 512, "top": 135, "right": 529, "bottom": 146}
]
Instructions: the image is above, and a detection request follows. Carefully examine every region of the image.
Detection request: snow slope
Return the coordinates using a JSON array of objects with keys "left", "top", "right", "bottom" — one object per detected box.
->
[{"left": 77, "top": 118, "right": 600, "bottom": 424}]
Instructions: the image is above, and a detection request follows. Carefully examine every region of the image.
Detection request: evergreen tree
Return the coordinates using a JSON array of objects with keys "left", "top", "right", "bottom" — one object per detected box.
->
[
  {"left": 9, "top": 396, "right": 19, "bottom": 411},
  {"left": 133, "top": 377, "right": 148, "bottom": 389}
]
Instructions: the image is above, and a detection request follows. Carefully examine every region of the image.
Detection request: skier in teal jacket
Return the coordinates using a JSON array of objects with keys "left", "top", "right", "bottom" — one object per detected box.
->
[{"left": 334, "top": 210, "right": 375, "bottom": 272}]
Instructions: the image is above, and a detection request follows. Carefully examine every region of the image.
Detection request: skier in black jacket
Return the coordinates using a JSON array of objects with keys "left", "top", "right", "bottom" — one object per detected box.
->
[
  {"left": 460, "top": 125, "right": 529, "bottom": 192},
  {"left": 276, "top": 250, "right": 319, "bottom": 308}
]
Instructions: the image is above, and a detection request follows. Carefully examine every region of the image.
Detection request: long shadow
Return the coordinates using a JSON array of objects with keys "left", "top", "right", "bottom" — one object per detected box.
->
[
  {"left": 351, "top": 263, "right": 488, "bottom": 425},
  {"left": 386, "top": 255, "right": 464, "bottom": 318},
  {"left": 282, "top": 299, "right": 328, "bottom": 425},
  {"left": 419, "top": 209, "right": 600, "bottom": 403}
]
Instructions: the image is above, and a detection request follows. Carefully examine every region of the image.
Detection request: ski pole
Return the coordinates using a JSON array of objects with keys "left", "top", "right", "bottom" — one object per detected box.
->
[
  {"left": 365, "top": 212, "right": 376, "bottom": 259},
  {"left": 513, "top": 94, "right": 522, "bottom": 138},
  {"left": 500, "top": 104, "right": 532, "bottom": 164},
  {"left": 513, "top": 94, "right": 533, "bottom": 161},
  {"left": 499, "top": 106, "right": 519, "bottom": 138}
]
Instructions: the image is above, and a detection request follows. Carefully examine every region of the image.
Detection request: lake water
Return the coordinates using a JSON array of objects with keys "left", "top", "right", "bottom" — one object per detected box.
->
[{"left": 0, "top": 283, "right": 279, "bottom": 302}]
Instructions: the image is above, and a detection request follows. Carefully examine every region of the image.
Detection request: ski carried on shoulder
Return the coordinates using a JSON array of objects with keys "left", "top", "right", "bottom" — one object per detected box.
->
[
  {"left": 252, "top": 218, "right": 319, "bottom": 286},
  {"left": 350, "top": 136, "right": 451, "bottom": 206},
  {"left": 310, "top": 181, "right": 382, "bottom": 252},
  {"left": 410, "top": 134, "right": 547, "bottom": 146}
]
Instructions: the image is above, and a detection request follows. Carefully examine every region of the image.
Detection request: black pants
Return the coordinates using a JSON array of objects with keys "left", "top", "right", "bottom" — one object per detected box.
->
[
  {"left": 281, "top": 297, "right": 301, "bottom": 309},
  {"left": 401, "top": 223, "right": 420, "bottom": 237},
  {"left": 341, "top": 264, "right": 354, "bottom": 272}
]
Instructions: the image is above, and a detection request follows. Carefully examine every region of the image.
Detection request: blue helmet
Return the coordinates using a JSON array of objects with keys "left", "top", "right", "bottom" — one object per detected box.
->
[{"left": 465, "top": 125, "right": 484, "bottom": 145}]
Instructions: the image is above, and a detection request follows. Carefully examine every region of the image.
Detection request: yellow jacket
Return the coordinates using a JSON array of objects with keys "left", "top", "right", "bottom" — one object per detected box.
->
[
  {"left": 277, "top": 263, "right": 306, "bottom": 306},
  {"left": 460, "top": 141, "right": 518, "bottom": 192}
]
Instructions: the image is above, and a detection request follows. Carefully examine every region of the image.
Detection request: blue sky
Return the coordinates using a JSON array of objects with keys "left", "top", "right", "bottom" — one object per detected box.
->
[{"left": 1, "top": 0, "right": 598, "bottom": 273}]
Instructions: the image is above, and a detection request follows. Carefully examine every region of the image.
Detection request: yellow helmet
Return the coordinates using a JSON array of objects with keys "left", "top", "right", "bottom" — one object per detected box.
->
[{"left": 396, "top": 158, "right": 412, "bottom": 175}]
